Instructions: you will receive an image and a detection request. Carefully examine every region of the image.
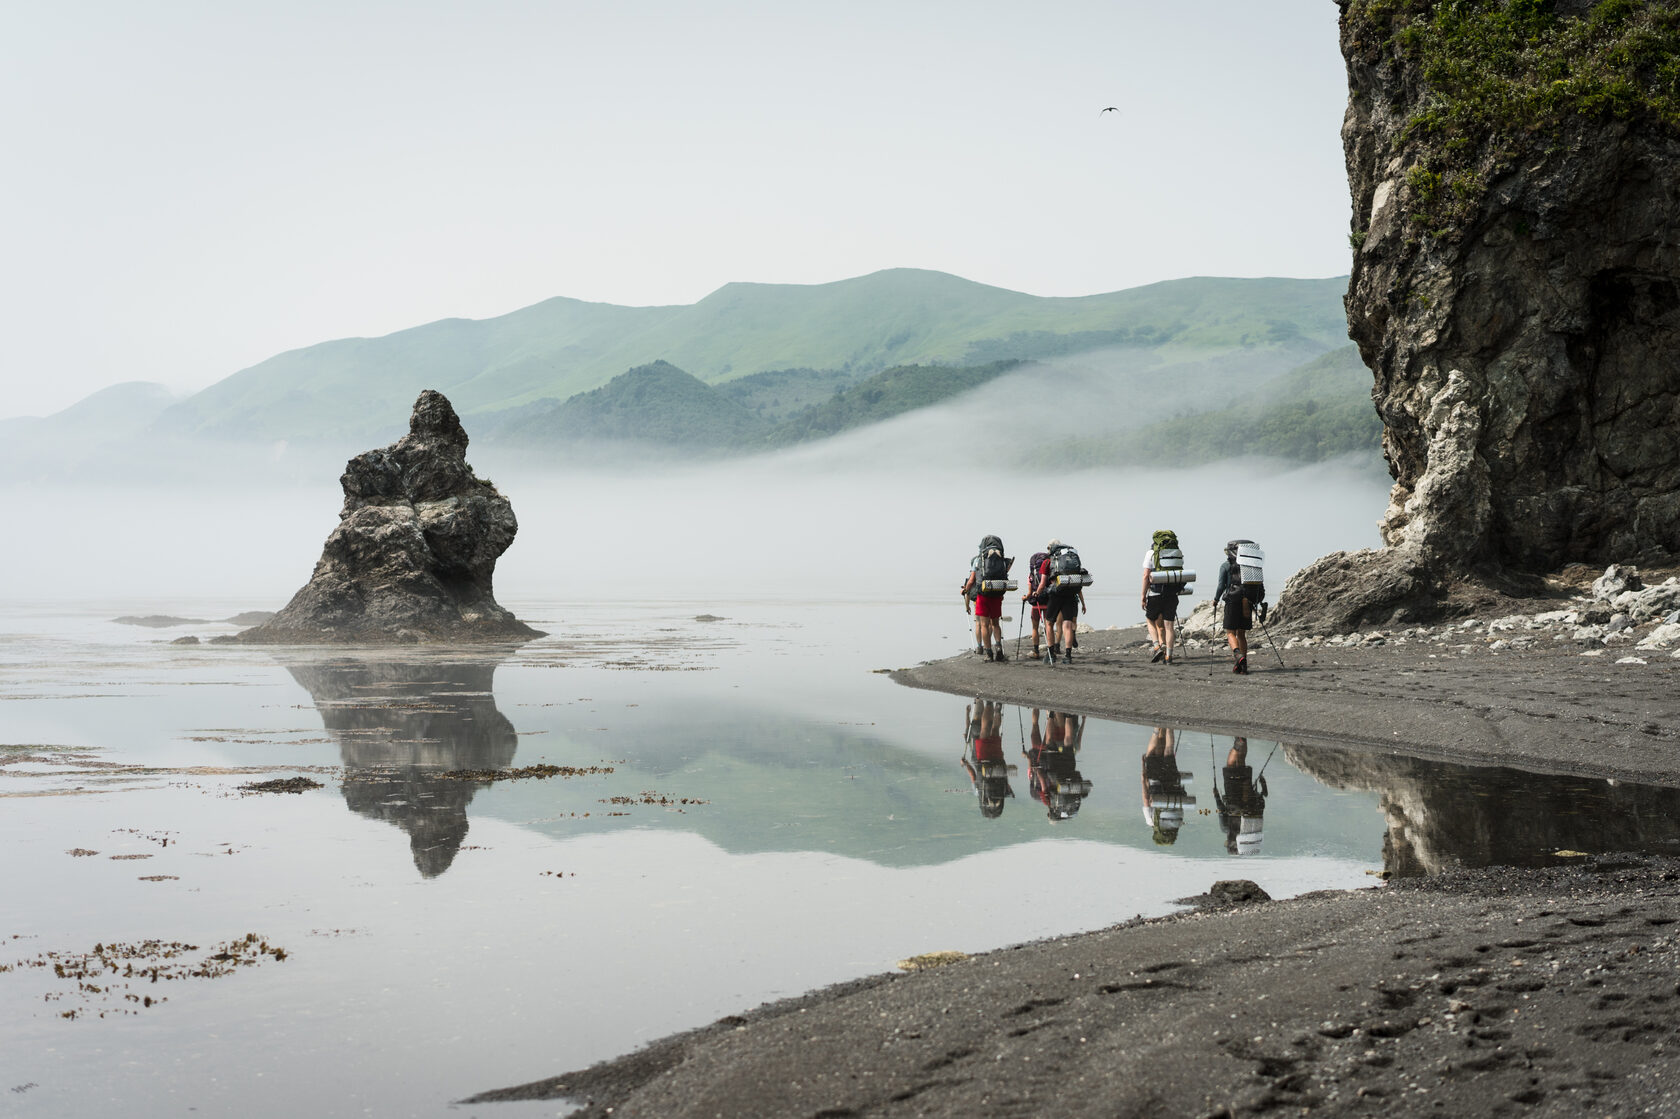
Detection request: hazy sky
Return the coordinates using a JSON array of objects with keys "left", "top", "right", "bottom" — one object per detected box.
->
[{"left": 1, "top": 1, "right": 1351, "bottom": 420}]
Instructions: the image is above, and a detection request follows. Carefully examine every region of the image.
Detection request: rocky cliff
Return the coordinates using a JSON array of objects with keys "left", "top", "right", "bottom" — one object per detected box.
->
[
  {"left": 239, "top": 390, "right": 541, "bottom": 644},
  {"left": 1279, "top": 1, "right": 1680, "bottom": 632}
]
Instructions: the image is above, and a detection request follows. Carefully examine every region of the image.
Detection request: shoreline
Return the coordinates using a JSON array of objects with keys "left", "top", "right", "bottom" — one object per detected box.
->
[
  {"left": 890, "top": 624, "right": 1680, "bottom": 786},
  {"left": 468, "top": 617, "right": 1680, "bottom": 1115},
  {"left": 471, "top": 857, "right": 1680, "bottom": 1117}
]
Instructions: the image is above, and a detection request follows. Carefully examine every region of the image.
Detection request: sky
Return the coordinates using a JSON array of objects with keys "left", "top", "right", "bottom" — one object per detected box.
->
[{"left": 0, "top": 1, "right": 1352, "bottom": 420}]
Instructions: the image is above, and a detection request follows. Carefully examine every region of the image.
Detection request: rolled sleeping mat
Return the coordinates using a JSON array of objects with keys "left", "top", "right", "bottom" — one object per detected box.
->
[
  {"left": 979, "top": 579, "right": 1018, "bottom": 593},
  {"left": 1149, "top": 568, "right": 1197, "bottom": 586},
  {"left": 1053, "top": 573, "right": 1093, "bottom": 589},
  {"left": 1237, "top": 815, "right": 1264, "bottom": 854}
]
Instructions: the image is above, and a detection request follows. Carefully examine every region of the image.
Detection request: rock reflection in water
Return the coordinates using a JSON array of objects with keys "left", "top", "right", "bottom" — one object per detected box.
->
[
  {"left": 285, "top": 658, "right": 516, "bottom": 877},
  {"left": 1288, "top": 745, "right": 1680, "bottom": 876}
]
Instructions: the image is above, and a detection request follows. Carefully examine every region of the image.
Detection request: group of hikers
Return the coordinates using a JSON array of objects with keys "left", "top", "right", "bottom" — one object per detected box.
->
[
  {"left": 961, "top": 532, "right": 1270, "bottom": 675},
  {"left": 961, "top": 701, "right": 1269, "bottom": 851}
]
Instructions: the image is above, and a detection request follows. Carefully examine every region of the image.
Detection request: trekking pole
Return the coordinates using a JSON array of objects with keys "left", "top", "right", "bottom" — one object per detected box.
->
[
  {"left": 1015, "top": 601, "right": 1026, "bottom": 661},
  {"left": 1257, "top": 608, "right": 1287, "bottom": 669},
  {"left": 1256, "top": 740, "right": 1280, "bottom": 781}
]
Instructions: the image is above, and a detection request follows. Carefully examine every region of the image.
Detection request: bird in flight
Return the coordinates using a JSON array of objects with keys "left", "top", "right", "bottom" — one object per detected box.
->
[{"left": 1100, "top": 106, "right": 1120, "bottom": 113}]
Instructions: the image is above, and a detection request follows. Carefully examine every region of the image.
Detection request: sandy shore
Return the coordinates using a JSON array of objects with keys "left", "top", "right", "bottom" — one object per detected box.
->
[
  {"left": 470, "top": 628, "right": 1680, "bottom": 1116},
  {"left": 892, "top": 625, "right": 1680, "bottom": 785}
]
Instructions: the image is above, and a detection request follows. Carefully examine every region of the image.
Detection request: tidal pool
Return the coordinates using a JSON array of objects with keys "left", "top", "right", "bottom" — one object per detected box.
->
[{"left": 4, "top": 597, "right": 1677, "bottom": 1117}]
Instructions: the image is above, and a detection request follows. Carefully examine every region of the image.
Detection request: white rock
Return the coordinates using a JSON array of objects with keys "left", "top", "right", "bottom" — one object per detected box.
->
[
  {"left": 1489, "top": 639, "right": 1510, "bottom": 651},
  {"left": 1615, "top": 656, "right": 1648, "bottom": 665},
  {"left": 1532, "top": 610, "right": 1574, "bottom": 625},
  {"left": 1636, "top": 623, "right": 1680, "bottom": 650},
  {"left": 1581, "top": 649, "right": 1605, "bottom": 657}
]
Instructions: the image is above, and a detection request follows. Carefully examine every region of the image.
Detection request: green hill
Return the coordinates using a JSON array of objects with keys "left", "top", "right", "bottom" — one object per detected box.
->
[
  {"left": 151, "top": 270, "right": 1349, "bottom": 444},
  {"left": 499, "top": 360, "right": 768, "bottom": 448},
  {"left": 763, "top": 361, "right": 1023, "bottom": 446}
]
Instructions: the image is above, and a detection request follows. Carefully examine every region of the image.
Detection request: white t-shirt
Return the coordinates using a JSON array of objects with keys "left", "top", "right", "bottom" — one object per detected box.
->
[{"left": 1142, "top": 549, "right": 1165, "bottom": 596}]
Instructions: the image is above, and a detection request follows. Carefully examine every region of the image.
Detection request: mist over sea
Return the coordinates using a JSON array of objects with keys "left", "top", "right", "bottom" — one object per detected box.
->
[{"left": 8, "top": 450, "right": 1388, "bottom": 612}]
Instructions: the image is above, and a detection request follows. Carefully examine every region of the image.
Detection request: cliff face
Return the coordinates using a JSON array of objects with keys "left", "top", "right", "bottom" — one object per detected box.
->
[
  {"left": 1280, "top": 1, "right": 1680, "bottom": 632},
  {"left": 239, "top": 390, "right": 542, "bottom": 644}
]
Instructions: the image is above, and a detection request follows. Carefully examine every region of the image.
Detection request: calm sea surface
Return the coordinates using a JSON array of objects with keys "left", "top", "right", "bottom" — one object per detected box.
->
[{"left": 4, "top": 596, "right": 1675, "bottom": 1118}]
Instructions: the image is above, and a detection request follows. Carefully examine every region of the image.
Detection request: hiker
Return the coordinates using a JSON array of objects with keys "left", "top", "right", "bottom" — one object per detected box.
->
[
  {"left": 1213, "top": 736, "right": 1268, "bottom": 855},
  {"left": 961, "top": 699, "right": 1014, "bottom": 818},
  {"left": 1024, "top": 710, "right": 1091, "bottom": 821},
  {"left": 960, "top": 534, "right": 1012, "bottom": 662},
  {"left": 1141, "top": 529, "right": 1188, "bottom": 664},
  {"left": 1140, "top": 726, "right": 1191, "bottom": 845},
  {"left": 1022, "top": 546, "right": 1052, "bottom": 660},
  {"left": 1213, "top": 541, "right": 1252, "bottom": 674},
  {"left": 1036, "top": 539, "right": 1088, "bottom": 665}
]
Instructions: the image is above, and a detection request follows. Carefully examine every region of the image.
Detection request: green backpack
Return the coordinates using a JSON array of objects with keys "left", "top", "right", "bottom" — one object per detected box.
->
[{"left": 1151, "top": 529, "right": 1181, "bottom": 570}]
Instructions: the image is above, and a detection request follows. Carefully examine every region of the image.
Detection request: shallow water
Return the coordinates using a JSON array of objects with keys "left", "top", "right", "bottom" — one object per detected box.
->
[{"left": 4, "top": 598, "right": 1678, "bottom": 1118}]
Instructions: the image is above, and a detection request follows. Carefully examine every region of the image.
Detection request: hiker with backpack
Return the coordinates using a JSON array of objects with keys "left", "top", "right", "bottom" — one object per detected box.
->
[
  {"left": 1212, "top": 540, "right": 1264, "bottom": 674},
  {"left": 1141, "top": 529, "right": 1192, "bottom": 665},
  {"left": 1035, "top": 539, "right": 1089, "bottom": 665},
  {"left": 1022, "top": 546, "right": 1052, "bottom": 661},
  {"left": 960, "top": 534, "right": 1014, "bottom": 662}
]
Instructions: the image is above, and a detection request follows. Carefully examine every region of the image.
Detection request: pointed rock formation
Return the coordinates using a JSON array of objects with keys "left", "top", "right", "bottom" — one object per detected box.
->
[
  {"left": 1280, "top": 3, "right": 1680, "bottom": 632},
  {"left": 239, "top": 390, "right": 541, "bottom": 643}
]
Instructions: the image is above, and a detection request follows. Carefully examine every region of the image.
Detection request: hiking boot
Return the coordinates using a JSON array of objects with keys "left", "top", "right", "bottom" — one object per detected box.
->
[
  {"left": 975, "top": 644, "right": 986, "bottom": 656},
  {"left": 994, "top": 649, "right": 1008, "bottom": 663},
  {"left": 1044, "top": 649, "right": 1056, "bottom": 666},
  {"left": 1163, "top": 651, "right": 1174, "bottom": 664},
  {"left": 1063, "top": 648, "right": 1074, "bottom": 664},
  {"left": 1072, "top": 635, "right": 1079, "bottom": 649},
  {"left": 985, "top": 648, "right": 996, "bottom": 662},
  {"left": 1236, "top": 655, "right": 1248, "bottom": 675},
  {"left": 1150, "top": 648, "right": 1165, "bottom": 664}
]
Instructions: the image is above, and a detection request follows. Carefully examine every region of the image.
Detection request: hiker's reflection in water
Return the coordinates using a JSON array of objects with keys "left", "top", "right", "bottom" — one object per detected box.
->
[
  {"left": 1141, "top": 726, "right": 1194, "bottom": 845},
  {"left": 961, "top": 699, "right": 1016, "bottom": 818},
  {"left": 1214, "top": 736, "right": 1268, "bottom": 856},
  {"left": 1025, "top": 709, "right": 1093, "bottom": 821}
]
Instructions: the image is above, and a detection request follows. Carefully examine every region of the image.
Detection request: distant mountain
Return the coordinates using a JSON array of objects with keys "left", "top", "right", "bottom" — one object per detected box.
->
[
  {"left": 150, "top": 270, "right": 1349, "bottom": 445},
  {"left": 497, "top": 361, "right": 767, "bottom": 448},
  {"left": 0, "top": 382, "right": 179, "bottom": 481}
]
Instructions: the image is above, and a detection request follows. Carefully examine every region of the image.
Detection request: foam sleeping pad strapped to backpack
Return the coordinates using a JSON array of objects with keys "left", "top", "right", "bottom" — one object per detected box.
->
[
  {"left": 1050, "top": 545, "right": 1092, "bottom": 590},
  {"left": 1150, "top": 567, "right": 1197, "bottom": 587},
  {"left": 1225, "top": 539, "right": 1266, "bottom": 603}
]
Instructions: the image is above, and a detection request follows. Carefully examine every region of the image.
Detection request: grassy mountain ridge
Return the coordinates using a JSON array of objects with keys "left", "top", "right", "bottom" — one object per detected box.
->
[{"left": 149, "top": 270, "right": 1349, "bottom": 444}]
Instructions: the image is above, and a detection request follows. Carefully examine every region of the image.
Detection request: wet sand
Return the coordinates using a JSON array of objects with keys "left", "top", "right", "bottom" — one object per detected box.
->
[
  {"left": 893, "top": 626, "right": 1680, "bottom": 785},
  {"left": 471, "top": 628, "right": 1680, "bottom": 1116}
]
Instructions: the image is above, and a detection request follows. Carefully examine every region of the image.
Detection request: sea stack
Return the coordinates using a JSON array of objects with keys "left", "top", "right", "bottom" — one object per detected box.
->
[
  {"left": 1279, "top": 2, "right": 1680, "bottom": 633},
  {"left": 238, "top": 390, "right": 542, "bottom": 644}
]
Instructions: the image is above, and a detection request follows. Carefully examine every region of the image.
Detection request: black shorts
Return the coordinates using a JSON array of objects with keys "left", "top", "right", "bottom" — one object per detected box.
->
[
  {"left": 1046, "top": 593, "right": 1080, "bottom": 624},
  {"left": 1145, "top": 592, "right": 1179, "bottom": 621},
  {"left": 1222, "top": 594, "right": 1251, "bottom": 632}
]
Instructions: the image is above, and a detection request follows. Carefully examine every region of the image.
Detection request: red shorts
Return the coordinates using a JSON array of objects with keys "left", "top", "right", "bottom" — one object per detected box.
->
[{"left": 974, "top": 593, "right": 1003, "bottom": 619}]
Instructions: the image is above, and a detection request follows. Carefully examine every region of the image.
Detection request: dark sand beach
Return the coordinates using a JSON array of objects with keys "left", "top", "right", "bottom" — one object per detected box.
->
[{"left": 473, "top": 627, "right": 1680, "bottom": 1116}]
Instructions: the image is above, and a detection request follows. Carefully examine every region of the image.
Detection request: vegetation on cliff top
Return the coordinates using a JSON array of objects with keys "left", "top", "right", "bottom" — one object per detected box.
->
[{"left": 1346, "top": 0, "right": 1680, "bottom": 233}]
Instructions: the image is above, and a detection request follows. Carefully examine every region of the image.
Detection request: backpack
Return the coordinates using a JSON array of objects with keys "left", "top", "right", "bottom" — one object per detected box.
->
[
  {"left": 980, "top": 548, "right": 1010, "bottom": 581},
  {"left": 1228, "top": 539, "right": 1266, "bottom": 603},
  {"left": 1151, "top": 530, "right": 1181, "bottom": 570},
  {"left": 1026, "top": 551, "right": 1050, "bottom": 596},
  {"left": 1051, "top": 546, "right": 1082, "bottom": 577}
]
